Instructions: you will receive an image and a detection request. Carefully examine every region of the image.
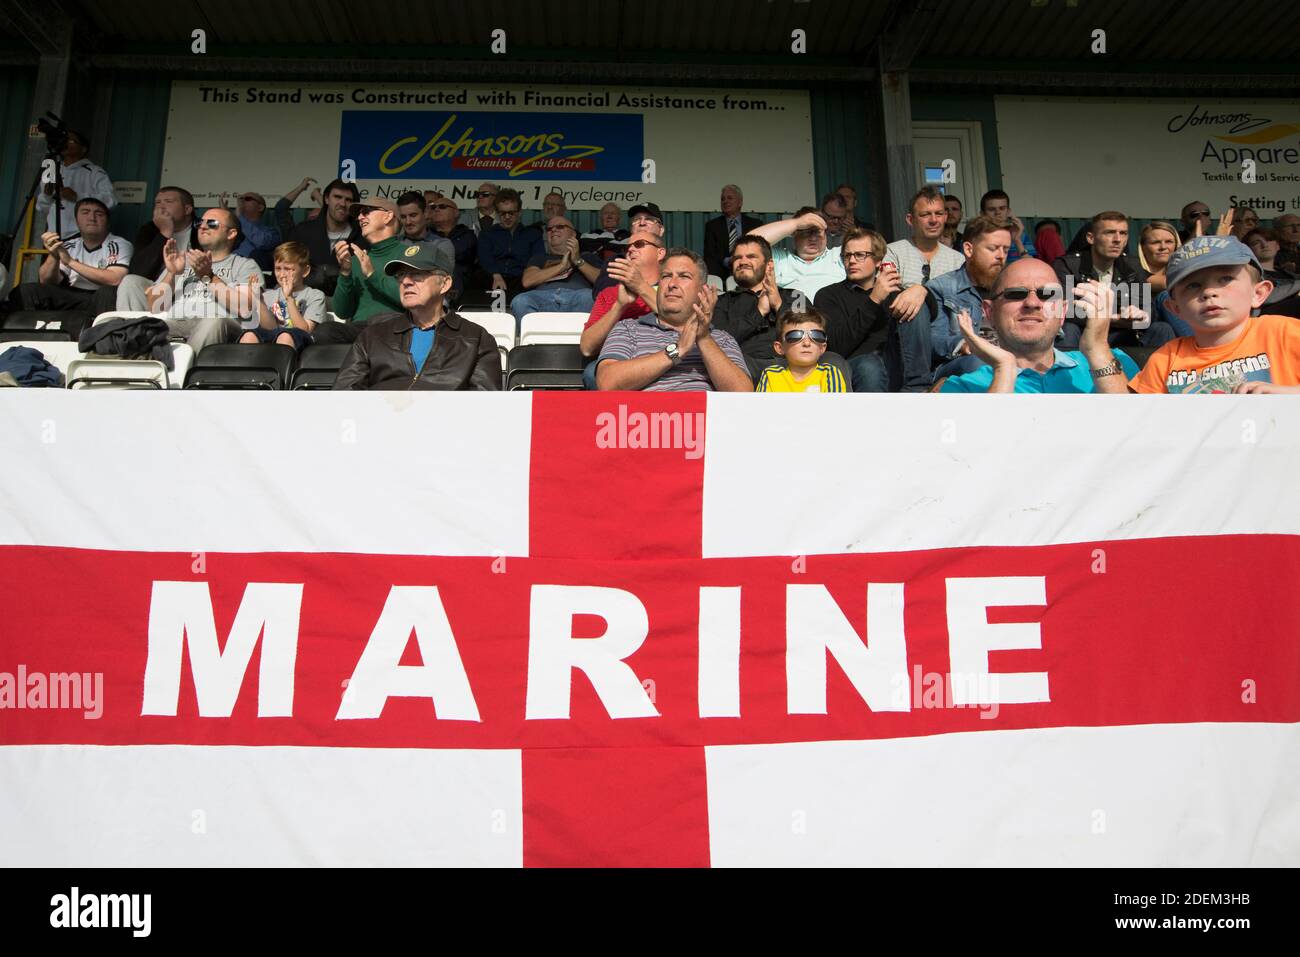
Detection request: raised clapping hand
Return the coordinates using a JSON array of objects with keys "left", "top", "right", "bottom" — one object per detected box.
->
[
  {"left": 162, "top": 238, "right": 186, "bottom": 275},
  {"left": 692, "top": 283, "right": 717, "bottom": 334},
  {"left": 41, "top": 231, "right": 69, "bottom": 263},
  {"left": 1073, "top": 279, "right": 1116, "bottom": 345},
  {"left": 956, "top": 309, "right": 1015, "bottom": 368},
  {"left": 351, "top": 244, "right": 373, "bottom": 279},
  {"left": 609, "top": 260, "right": 640, "bottom": 307},
  {"left": 333, "top": 240, "right": 352, "bottom": 275},
  {"left": 1216, "top": 208, "right": 1235, "bottom": 237},
  {"left": 186, "top": 248, "right": 213, "bottom": 279},
  {"left": 758, "top": 260, "right": 783, "bottom": 315}
]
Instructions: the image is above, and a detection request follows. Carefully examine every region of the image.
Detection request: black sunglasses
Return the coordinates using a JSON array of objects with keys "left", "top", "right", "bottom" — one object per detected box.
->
[
  {"left": 783, "top": 329, "right": 828, "bottom": 344},
  {"left": 429, "top": 203, "right": 455, "bottom": 211},
  {"left": 992, "top": 285, "right": 1064, "bottom": 302},
  {"left": 629, "top": 239, "right": 661, "bottom": 249},
  {"left": 198, "top": 218, "right": 228, "bottom": 229},
  {"left": 475, "top": 191, "right": 497, "bottom": 198}
]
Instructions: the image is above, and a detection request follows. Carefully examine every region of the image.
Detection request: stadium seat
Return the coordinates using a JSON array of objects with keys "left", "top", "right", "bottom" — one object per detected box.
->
[
  {"left": 706, "top": 274, "right": 724, "bottom": 291},
  {"left": 458, "top": 311, "right": 516, "bottom": 369},
  {"left": 506, "top": 343, "right": 585, "bottom": 391},
  {"left": 724, "top": 276, "right": 738, "bottom": 292},
  {"left": 0, "top": 328, "right": 74, "bottom": 342},
  {"left": 65, "top": 343, "right": 194, "bottom": 390},
  {"left": 290, "top": 344, "right": 351, "bottom": 390},
  {"left": 455, "top": 289, "right": 498, "bottom": 310},
  {"left": 0, "top": 340, "right": 84, "bottom": 383},
  {"left": 184, "top": 343, "right": 297, "bottom": 390},
  {"left": 518, "top": 312, "right": 587, "bottom": 347},
  {"left": 2, "top": 310, "right": 93, "bottom": 332}
]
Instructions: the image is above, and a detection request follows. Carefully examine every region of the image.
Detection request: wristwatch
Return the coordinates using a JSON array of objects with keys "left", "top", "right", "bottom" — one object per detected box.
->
[
  {"left": 664, "top": 343, "right": 680, "bottom": 365},
  {"left": 1090, "top": 359, "right": 1122, "bottom": 378}
]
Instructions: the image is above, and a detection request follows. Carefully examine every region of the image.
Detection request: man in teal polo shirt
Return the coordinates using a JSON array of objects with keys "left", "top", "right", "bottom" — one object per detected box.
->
[{"left": 939, "top": 257, "right": 1137, "bottom": 393}]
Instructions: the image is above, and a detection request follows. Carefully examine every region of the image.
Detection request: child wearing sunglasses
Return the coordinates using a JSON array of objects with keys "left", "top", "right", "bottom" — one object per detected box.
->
[{"left": 756, "top": 310, "right": 849, "bottom": 392}]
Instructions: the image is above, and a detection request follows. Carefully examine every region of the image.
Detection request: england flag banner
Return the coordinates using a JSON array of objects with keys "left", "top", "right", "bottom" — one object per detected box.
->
[{"left": 1, "top": 391, "right": 1298, "bottom": 867}]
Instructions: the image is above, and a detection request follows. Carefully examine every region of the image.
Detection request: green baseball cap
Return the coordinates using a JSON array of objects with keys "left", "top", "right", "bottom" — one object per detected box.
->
[{"left": 383, "top": 239, "right": 456, "bottom": 277}]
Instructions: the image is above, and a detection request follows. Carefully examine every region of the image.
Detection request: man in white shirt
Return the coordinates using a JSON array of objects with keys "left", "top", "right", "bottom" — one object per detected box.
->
[
  {"left": 749, "top": 206, "right": 847, "bottom": 303},
  {"left": 34, "top": 129, "right": 116, "bottom": 238},
  {"left": 882, "top": 186, "right": 966, "bottom": 324},
  {"left": 7, "top": 198, "right": 132, "bottom": 334}
]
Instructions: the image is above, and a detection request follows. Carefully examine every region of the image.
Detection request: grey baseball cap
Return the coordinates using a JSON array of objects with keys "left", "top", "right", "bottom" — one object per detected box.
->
[
  {"left": 1164, "top": 236, "right": 1262, "bottom": 291},
  {"left": 384, "top": 239, "right": 456, "bottom": 277}
]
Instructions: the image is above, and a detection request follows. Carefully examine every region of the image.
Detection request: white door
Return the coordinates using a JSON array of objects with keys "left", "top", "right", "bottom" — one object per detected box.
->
[{"left": 911, "top": 121, "right": 988, "bottom": 216}]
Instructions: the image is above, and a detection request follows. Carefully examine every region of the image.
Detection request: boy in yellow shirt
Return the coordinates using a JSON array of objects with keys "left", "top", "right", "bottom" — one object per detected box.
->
[{"left": 756, "top": 309, "right": 849, "bottom": 392}]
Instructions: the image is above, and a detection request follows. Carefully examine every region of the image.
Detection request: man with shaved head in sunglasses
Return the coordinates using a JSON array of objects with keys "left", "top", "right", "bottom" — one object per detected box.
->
[{"left": 937, "top": 257, "right": 1139, "bottom": 393}]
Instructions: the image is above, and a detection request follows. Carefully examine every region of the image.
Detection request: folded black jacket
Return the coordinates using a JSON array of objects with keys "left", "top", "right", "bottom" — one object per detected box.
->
[{"left": 78, "top": 316, "right": 173, "bottom": 369}]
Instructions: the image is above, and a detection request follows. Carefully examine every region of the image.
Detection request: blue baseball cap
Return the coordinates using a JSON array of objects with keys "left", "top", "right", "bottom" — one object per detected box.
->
[{"left": 1164, "top": 236, "right": 1262, "bottom": 291}]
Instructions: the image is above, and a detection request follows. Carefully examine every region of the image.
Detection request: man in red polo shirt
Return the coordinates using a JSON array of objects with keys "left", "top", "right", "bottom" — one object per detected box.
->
[{"left": 579, "top": 228, "right": 666, "bottom": 388}]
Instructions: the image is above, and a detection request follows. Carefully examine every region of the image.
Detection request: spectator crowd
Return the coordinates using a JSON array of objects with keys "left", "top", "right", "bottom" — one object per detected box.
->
[{"left": 5, "top": 128, "right": 1300, "bottom": 395}]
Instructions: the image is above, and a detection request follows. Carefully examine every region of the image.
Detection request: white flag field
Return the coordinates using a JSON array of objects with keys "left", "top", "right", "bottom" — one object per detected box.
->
[{"left": 1, "top": 391, "right": 1298, "bottom": 866}]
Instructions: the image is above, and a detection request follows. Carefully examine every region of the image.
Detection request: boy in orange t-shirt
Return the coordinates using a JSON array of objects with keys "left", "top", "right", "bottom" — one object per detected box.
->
[{"left": 1129, "top": 236, "right": 1300, "bottom": 394}]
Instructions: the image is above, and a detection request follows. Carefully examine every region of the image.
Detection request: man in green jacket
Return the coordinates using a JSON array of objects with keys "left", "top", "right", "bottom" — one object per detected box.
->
[{"left": 315, "top": 197, "right": 405, "bottom": 345}]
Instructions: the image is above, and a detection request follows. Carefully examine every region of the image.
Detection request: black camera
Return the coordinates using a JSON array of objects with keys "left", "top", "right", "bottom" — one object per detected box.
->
[{"left": 36, "top": 112, "right": 69, "bottom": 153}]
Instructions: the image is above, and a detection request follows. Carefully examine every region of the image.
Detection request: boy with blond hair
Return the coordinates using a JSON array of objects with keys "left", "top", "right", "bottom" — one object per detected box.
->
[{"left": 241, "top": 240, "right": 325, "bottom": 352}]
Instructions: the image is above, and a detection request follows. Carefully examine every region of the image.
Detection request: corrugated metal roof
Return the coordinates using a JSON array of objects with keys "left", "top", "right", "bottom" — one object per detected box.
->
[
  {"left": 67, "top": 0, "right": 889, "bottom": 56},
  {"left": 56, "top": 0, "right": 1300, "bottom": 66}
]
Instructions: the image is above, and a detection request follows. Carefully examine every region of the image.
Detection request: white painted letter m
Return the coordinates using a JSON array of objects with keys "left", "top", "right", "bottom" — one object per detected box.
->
[{"left": 142, "top": 581, "right": 303, "bottom": 717}]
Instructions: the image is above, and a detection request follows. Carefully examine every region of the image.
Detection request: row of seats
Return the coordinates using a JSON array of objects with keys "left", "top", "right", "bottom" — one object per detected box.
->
[{"left": 0, "top": 338, "right": 589, "bottom": 391}]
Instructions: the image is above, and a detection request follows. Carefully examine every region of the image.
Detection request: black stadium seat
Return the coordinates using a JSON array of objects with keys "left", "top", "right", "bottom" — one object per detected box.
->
[
  {"left": 291, "top": 344, "right": 352, "bottom": 390},
  {"left": 184, "top": 343, "right": 297, "bottom": 390},
  {"left": 506, "top": 344, "right": 585, "bottom": 391},
  {"left": 0, "top": 328, "right": 74, "bottom": 342},
  {"left": 2, "top": 310, "right": 94, "bottom": 332}
]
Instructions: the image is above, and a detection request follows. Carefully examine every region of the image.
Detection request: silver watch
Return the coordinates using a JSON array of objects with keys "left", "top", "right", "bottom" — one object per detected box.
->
[{"left": 664, "top": 343, "right": 680, "bottom": 365}]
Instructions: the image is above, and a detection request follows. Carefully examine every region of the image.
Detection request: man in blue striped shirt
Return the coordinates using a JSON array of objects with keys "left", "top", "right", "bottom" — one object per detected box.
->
[{"left": 596, "top": 249, "right": 752, "bottom": 392}]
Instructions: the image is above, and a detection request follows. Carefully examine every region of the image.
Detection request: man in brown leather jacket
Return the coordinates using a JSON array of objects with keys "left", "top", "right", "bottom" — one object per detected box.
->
[{"left": 333, "top": 242, "right": 502, "bottom": 391}]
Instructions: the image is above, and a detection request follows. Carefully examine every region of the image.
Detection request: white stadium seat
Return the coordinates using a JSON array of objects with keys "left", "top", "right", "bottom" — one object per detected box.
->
[
  {"left": 65, "top": 343, "right": 195, "bottom": 390},
  {"left": 1, "top": 340, "right": 84, "bottom": 383},
  {"left": 706, "top": 274, "right": 724, "bottom": 291},
  {"left": 458, "top": 311, "right": 516, "bottom": 369},
  {"left": 518, "top": 312, "right": 587, "bottom": 347}
]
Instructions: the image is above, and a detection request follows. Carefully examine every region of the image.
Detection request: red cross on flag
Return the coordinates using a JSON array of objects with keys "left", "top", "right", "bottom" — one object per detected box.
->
[{"left": 1, "top": 391, "right": 1297, "bottom": 866}]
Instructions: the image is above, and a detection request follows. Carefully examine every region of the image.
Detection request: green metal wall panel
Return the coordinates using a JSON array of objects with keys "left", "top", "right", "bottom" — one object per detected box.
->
[
  {"left": 100, "top": 75, "right": 173, "bottom": 241},
  {"left": 810, "top": 86, "right": 873, "bottom": 221},
  {"left": 0, "top": 68, "right": 37, "bottom": 233}
]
